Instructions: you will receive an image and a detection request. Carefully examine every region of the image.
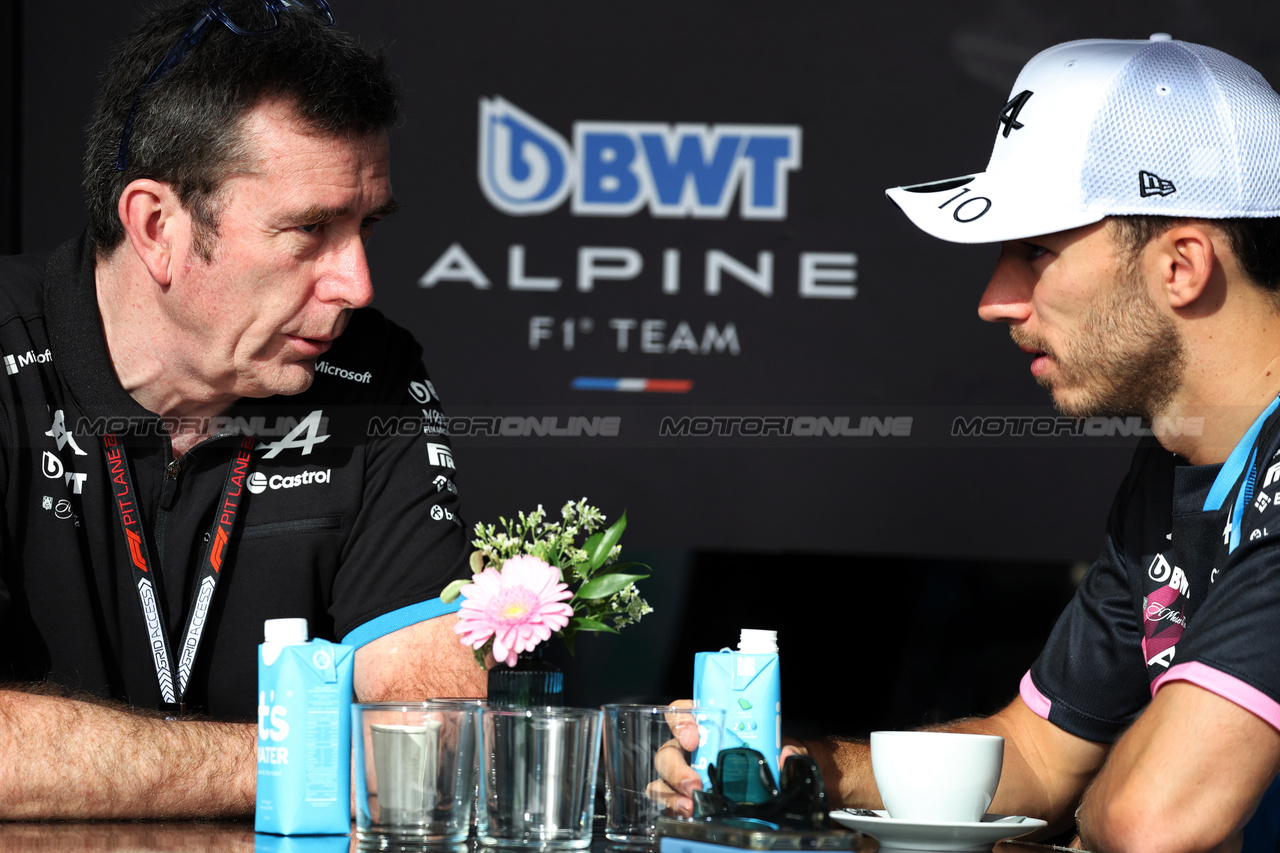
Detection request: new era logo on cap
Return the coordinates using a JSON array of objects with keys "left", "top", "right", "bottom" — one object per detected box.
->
[
  {"left": 1139, "top": 170, "right": 1177, "bottom": 198},
  {"left": 885, "top": 34, "right": 1280, "bottom": 244}
]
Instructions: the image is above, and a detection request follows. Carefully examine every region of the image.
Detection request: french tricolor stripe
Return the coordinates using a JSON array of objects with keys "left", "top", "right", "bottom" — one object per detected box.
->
[{"left": 572, "top": 377, "right": 693, "bottom": 393}]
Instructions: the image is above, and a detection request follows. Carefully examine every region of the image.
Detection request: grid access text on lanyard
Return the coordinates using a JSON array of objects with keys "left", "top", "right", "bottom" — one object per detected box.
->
[{"left": 102, "top": 433, "right": 254, "bottom": 712}]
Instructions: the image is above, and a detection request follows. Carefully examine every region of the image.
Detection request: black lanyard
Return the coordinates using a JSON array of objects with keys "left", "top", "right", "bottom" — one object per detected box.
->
[{"left": 102, "top": 433, "right": 254, "bottom": 711}]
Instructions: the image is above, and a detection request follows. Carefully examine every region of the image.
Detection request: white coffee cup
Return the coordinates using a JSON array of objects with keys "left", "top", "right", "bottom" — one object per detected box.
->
[{"left": 869, "top": 731, "right": 1004, "bottom": 823}]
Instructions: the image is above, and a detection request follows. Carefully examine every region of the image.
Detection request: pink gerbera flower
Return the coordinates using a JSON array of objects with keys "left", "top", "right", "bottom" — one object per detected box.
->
[{"left": 454, "top": 556, "right": 574, "bottom": 667}]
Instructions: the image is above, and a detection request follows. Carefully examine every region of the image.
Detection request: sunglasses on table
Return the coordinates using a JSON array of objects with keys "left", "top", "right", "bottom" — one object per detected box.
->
[{"left": 692, "top": 747, "right": 831, "bottom": 830}]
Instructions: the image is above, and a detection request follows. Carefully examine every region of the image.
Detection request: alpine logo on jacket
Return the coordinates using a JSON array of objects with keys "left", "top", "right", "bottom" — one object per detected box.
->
[{"left": 257, "top": 410, "right": 330, "bottom": 458}]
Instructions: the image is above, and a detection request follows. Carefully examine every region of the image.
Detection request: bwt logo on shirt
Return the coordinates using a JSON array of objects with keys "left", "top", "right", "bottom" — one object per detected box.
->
[{"left": 479, "top": 97, "right": 802, "bottom": 219}]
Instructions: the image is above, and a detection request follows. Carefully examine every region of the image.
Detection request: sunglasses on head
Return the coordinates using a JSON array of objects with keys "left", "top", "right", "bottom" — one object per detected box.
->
[{"left": 116, "top": 0, "right": 336, "bottom": 171}]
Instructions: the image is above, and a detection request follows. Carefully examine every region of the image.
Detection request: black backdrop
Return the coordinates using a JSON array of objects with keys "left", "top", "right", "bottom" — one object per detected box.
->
[{"left": 11, "top": 1, "right": 1280, "bottom": 733}]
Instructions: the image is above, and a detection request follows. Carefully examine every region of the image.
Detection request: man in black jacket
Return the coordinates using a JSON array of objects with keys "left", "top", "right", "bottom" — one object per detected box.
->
[{"left": 0, "top": 0, "right": 484, "bottom": 818}]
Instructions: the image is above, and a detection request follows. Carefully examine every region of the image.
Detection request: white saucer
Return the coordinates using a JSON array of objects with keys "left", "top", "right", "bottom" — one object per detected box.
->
[{"left": 829, "top": 810, "right": 1047, "bottom": 851}]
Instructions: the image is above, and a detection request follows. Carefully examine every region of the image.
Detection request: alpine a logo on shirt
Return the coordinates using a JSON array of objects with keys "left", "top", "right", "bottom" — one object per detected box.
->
[
  {"left": 246, "top": 468, "right": 333, "bottom": 494},
  {"left": 257, "top": 410, "right": 330, "bottom": 458}
]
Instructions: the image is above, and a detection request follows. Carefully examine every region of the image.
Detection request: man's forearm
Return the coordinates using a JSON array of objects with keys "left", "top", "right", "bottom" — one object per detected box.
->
[
  {"left": 1073, "top": 683, "right": 1278, "bottom": 853},
  {"left": 806, "top": 699, "right": 1106, "bottom": 834},
  {"left": 0, "top": 688, "right": 256, "bottom": 819},
  {"left": 353, "top": 616, "right": 490, "bottom": 701}
]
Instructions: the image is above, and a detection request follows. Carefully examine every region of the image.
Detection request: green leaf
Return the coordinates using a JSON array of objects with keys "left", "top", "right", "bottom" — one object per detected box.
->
[
  {"left": 570, "top": 616, "right": 619, "bottom": 634},
  {"left": 581, "top": 530, "right": 604, "bottom": 568},
  {"left": 576, "top": 572, "right": 648, "bottom": 600},
  {"left": 586, "top": 511, "right": 627, "bottom": 570},
  {"left": 598, "top": 561, "right": 647, "bottom": 574},
  {"left": 440, "top": 578, "right": 471, "bottom": 604}
]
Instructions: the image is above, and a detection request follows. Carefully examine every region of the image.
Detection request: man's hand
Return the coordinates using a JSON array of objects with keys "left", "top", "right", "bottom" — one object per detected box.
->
[
  {"left": 650, "top": 700, "right": 706, "bottom": 816},
  {"left": 652, "top": 701, "right": 823, "bottom": 817}
]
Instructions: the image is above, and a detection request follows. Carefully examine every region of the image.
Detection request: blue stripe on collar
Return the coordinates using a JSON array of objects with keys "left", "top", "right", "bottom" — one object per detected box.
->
[{"left": 1204, "top": 396, "right": 1280, "bottom": 513}]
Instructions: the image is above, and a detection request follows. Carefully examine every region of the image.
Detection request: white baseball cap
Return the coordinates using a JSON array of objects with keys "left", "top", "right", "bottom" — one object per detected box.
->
[{"left": 885, "top": 34, "right": 1280, "bottom": 244}]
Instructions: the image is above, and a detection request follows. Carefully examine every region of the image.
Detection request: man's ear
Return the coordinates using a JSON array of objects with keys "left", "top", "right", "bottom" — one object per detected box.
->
[
  {"left": 1150, "top": 224, "right": 1218, "bottom": 310},
  {"left": 116, "top": 179, "right": 187, "bottom": 286}
]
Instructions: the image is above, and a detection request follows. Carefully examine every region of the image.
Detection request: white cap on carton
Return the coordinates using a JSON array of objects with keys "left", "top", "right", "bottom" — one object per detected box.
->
[
  {"left": 264, "top": 618, "right": 309, "bottom": 645},
  {"left": 738, "top": 629, "right": 778, "bottom": 653}
]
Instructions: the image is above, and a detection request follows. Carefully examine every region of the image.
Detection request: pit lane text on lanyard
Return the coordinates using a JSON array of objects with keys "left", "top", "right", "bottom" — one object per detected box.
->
[{"left": 103, "top": 433, "right": 254, "bottom": 712}]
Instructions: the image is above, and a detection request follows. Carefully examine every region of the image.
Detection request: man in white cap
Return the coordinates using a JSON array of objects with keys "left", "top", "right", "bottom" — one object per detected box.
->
[
  {"left": 661, "top": 35, "right": 1280, "bottom": 851},
  {"left": 842, "top": 34, "right": 1280, "bottom": 850}
]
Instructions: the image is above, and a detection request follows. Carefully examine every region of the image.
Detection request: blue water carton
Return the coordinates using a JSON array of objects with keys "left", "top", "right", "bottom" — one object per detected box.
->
[
  {"left": 255, "top": 618, "right": 355, "bottom": 836},
  {"left": 254, "top": 834, "right": 351, "bottom": 853},
  {"left": 692, "top": 628, "right": 781, "bottom": 786}
]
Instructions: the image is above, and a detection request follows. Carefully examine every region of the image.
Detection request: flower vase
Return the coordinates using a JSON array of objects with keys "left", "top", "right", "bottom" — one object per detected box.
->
[{"left": 488, "top": 650, "right": 564, "bottom": 707}]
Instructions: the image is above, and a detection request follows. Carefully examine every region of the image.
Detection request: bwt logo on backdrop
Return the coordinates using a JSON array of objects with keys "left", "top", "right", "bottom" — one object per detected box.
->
[{"left": 479, "top": 97, "right": 802, "bottom": 219}]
